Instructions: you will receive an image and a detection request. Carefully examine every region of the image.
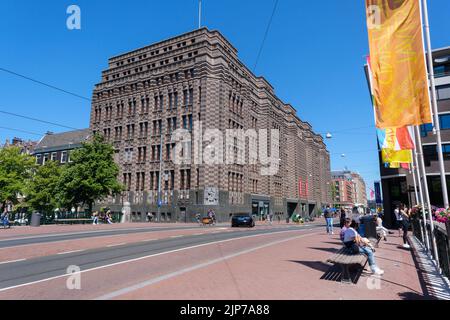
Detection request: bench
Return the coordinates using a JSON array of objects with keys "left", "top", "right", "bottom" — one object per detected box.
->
[
  {"left": 54, "top": 218, "right": 93, "bottom": 225},
  {"left": 326, "top": 247, "right": 368, "bottom": 283}
]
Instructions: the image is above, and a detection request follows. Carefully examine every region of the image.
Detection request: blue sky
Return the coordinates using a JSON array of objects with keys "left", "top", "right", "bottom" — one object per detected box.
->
[{"left": 1, "top": 0, "right": 449, "bottom": 196}]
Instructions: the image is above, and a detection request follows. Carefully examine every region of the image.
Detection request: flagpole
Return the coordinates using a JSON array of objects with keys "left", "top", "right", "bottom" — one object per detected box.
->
[
  {"left": 421, "top": 0, "right": 449, "bottom": 208},
  {"left": 412, "top": 127, "right": 430, "bottom": 250},
  {"left": 415, "top": 125, "right": 439, "bottom": 266},
  {"left": 198, "top": 0, "right": 202, "bottom": 29}
]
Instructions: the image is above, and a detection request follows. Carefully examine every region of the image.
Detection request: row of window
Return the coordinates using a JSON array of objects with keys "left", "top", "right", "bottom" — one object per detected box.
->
[
  {"left": 35, "top": 151, "right": 71, "bottom": 165},
  {"left": 423, "top": 143, "right": 450, "bottom": 166},
  {"left": 93, "top": 87, "right": 197, "bottom": 123},
  {"left": 98, "top": 67, "right": 197, "bottom": 100},
  {"left": 107, "top": 53, "right": 198, "bottom": 81},
  {"left": 123, "top": 169, "right": 193, "bottom": 192},
  {"left": 114, "top": 38, "right": 196, "bottom": 67},
  {"left": 420, "top": 113, "right": 450, "bottom": 137}
]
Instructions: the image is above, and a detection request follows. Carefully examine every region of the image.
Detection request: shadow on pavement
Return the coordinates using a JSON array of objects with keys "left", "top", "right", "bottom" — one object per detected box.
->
[
  {"left": 307, "top": 247, "right": 340, "bottom": 254},
  {"left": 397, "top": 291, "right": 433, "bottom": 300},
  {"left": 288, "top": 260, "right": 363, "bottom": 284}
]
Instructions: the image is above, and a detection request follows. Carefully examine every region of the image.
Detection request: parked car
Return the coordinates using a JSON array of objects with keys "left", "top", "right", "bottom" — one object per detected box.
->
[{"left": 231, "top": 213, "right": 255, "bottom": 228}]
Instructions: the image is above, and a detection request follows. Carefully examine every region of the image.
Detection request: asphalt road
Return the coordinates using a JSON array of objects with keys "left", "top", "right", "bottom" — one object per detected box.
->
[
  {"left": 0, "top": 224, "right": 322, "bottom": 292},
  {"left": 0, "top": 224, "right": 215, "bottom": 248}
]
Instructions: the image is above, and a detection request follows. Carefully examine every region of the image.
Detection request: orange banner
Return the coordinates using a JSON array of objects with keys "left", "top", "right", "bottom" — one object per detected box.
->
[{"left": 366, "top": 0, "right": 432, "bottom": 128}]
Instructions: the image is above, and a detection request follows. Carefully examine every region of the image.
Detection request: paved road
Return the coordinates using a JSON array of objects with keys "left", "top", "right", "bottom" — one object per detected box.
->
[
  {"left": 0, "top": 224, "right": 221, "bottom": 248},
  {"left": 0, "top": 224, "right": 322, "bottom": 295}
]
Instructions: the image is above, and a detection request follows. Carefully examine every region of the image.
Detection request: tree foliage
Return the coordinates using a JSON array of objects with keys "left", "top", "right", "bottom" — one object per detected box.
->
[
  {"left": 0, "top": 146, "right": 35, "bottom": 212},
  {"left": 25, "top": 160, "right": 63, "bottom": 213},
  {"left": 57, "top": 134, "right": 123, "bottom": 212}
]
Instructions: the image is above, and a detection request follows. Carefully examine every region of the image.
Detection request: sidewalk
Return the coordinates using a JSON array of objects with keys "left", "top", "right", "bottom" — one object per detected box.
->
[{"left": 114, "top": 229, "right": 431, "bottom": 300}]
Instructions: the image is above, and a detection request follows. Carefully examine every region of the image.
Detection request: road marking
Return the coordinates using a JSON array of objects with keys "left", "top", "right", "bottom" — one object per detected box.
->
[
  {"left": 170, "top": 235, "right": 184, "bottom": 238},
  {"left": 107, "top": 243, "right": 127, "bottom": 248},
  {"left": 0, "top": 259, "right": 26, "bottom": 265},
  {"left": 95, "top": 232, "right": 317, "bottom": 300},
  {"left": 192, "top": 233, "right": 204, "bottom": 236},
  {"left": 0, "top": 228, "right": 314, "bottom": 293},
  {"left": 57, "top": 250, "right": 84, "bottom": 255},
  {"left": 0, "top": 227, "right": 202, "bottom": 245},
  {"left": 140, "top": 239, "right": 157, "bottom": 242}
]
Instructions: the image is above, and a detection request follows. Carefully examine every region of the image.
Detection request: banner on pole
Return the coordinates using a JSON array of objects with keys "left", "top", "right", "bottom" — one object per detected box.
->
[
  {"left": 365, "top": 0, "right": 432, "bottom": 128},
  {"left": 374, "top": 181, "right": 382, "bottom": 205},
  {"left": 381, "top": 148, "right": 413, "bottom": 164},
  {"left": 377, "top": 127, "right": 415, "bottom": 151}
]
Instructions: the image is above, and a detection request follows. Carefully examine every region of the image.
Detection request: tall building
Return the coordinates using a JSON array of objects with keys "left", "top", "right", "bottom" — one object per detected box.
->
[
  {"left": 366, "top": 46, "right": 450, "bottom": 228},
  {"left": 331, "top": 170, "right": 356, "bottom": 208},
  {"left": 90, "top": 28, "right": 331, "bottom": 222},
  {"left": 351, "top": 172, "right": 368, "bottom": 207}
]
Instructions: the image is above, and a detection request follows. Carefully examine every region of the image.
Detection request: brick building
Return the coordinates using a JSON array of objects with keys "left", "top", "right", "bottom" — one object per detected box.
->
[
  {"left": 331, "top": 171, "right": 356, "bottom": 208},
  {"left": 90, "top": 28, "right": 331, "bottom": 222}
]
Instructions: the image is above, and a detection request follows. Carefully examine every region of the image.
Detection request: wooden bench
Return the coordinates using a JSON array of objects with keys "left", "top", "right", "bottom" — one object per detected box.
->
[
  {"left": 54, "top": 218, "right": 93, "bottom": 225},
  {"left": 327, "top": 247, "right": 368, "bottom": 283}
]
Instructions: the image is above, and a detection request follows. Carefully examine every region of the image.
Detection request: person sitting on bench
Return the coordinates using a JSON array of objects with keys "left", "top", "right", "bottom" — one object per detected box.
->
[{"left": 342, "top": 218, "right": 384, "bottom": 275}]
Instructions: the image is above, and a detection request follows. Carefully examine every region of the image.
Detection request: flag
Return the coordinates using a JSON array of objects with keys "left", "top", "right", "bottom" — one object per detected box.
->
[
  {"left": 382, "top": 148, "right": 413, "bottom": 164},
  {"left": 370, "top": 188, "right": 375, "bottom": 200},
  {"left": 365, "top": 0, "right": 432, "bottom": 128},
  {"left": 377, "top": 127, "right": 415, "bottom": 151}
]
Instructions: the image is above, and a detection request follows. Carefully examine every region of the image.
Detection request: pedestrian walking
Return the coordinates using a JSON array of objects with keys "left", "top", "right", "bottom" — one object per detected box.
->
[
  {"left": 92, "top": 211, "right": 99, "bottom": 225},
  {"left": 400, "top": 205, "right": 411, "bottom": 249},
  {"left": 106, "top": 210, "right": 113, "bottom": 224},
  {"left": 394, "top": 205, "right": 403, "bottom": 237},
  {"left": 324, "top": 206, "right": 334, "bottom": 235}
]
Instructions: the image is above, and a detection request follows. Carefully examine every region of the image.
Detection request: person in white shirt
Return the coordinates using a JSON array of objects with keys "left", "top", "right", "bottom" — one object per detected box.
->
[
  {"left": 394, "top": 205, "right": 402, "bottom": 237},
  {"left": 342, "top": 218, "right": 384, "bottom": 275}
]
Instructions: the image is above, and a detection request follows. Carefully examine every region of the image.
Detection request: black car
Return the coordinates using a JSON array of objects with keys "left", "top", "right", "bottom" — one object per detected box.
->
[{"left": 231, "top": 213, "right": 255, "bottom": 228}]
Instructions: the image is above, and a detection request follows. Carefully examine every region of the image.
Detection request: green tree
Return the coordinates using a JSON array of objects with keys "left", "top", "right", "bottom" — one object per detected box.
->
[
  {"left": 0, "top": 146, "right": 35, "bottom": 212},
  {"left": 25, "top": 160, "right": 63, "bottom": 214},
  {"left": 57, "top": 134, "right": 123, "bottom": 212}
]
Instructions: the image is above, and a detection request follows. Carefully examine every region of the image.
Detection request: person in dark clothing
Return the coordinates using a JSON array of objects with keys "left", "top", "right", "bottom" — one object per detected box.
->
[
  {"left": 324, "top": 206, "right": 334, "bottom": 234},
  {"left": 400, "top": 205, "right": 411, "bottom": 249},
  {"left": 339, "top": 208, "right": 346, "bottom": 228}
]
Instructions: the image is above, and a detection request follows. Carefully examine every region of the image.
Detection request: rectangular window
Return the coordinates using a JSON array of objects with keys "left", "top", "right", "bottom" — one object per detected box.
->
[
  {"left": 437, "top": 85, "right": 450, "bottom": 100},
  {"left": 61, "top": 151, "right": 68, "bottom": 163},
  {"left": 51, "top": 152, "right": 57, "bottom": 161}
]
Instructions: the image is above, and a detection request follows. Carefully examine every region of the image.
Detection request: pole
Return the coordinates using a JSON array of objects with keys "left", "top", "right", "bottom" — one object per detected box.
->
[
  {"left": 411, "top": 159, "right": 425, "bottom": 245},
  {"left": 198, "top": 0, "right": 202, "bottom": 29},
  {"left": 158, "top": 124, "right": 163, "bottom": 222},
  {"left": 415, "top": 126, "right": 439, "bottom": 267},
  {"left": 421, "top": 0, "right": 449, "bottom": 208},
  {"left": 412, "top": 128, "right": 430, "bottom": 250}
]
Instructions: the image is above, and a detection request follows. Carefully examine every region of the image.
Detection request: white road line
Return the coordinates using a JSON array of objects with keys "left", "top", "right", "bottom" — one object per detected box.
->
[
  {"left": 57, "top": 250, "right": 84, "bottom": 255},
  {"left": 0, "top": 259, "right": 26, "bottom": 265},
  {"left": 140, "top": 239, "right": 157, "bottom": 242},
  {"left": 0, "top": 228, "right": 315, "bottom": 293},
  {"left": 107, "top": 243, "right": 127, "bottom": 248},
  {"left": 0, "top": 227, "right": 201, "bottom": 244},
  {"left": 95, "top": 232, "right": 316, "bottom": 300},
  {"left": 170, "top": 235, "right": 184, "bottom": 238},
  {"left": 192, "top": 233, "right": 204, "bottom": 236}
]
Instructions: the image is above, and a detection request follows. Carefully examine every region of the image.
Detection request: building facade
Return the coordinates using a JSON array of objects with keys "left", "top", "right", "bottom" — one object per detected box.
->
[
  {"left": 351, "top": 172, "right": 368, "bottom": 207},
  {"left": 331, "top": 170, "right": 357, "bottom": 208},
  {"left": 1, "top": 137, "right": 37, "bottom": 155},
  {"left": 33, "top": 129, "right": 91, "bottom": 165},
  {"left": 367, "top": 47, "right": 450, "bottom": 228},
  {"left": 90, "top": 28, "right": 331, "bottom": 222}
]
